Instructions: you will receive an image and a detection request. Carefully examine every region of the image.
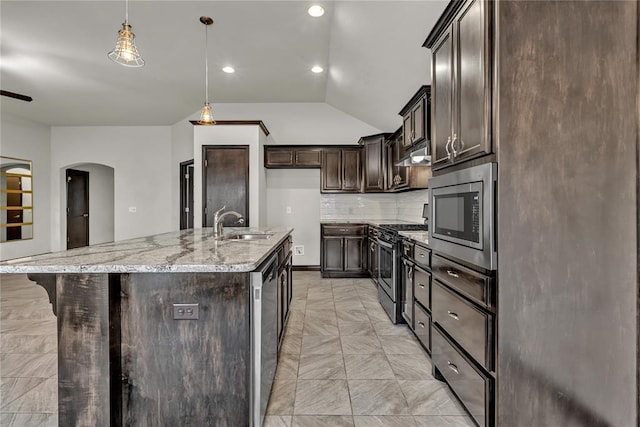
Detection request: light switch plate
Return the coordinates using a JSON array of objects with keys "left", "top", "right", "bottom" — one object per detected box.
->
[
  {"left": 173, "top": 303, "right": 199, "bottom": 320},
  {"left": 294, "top": 245, "right": 304, "bottom": 256}
]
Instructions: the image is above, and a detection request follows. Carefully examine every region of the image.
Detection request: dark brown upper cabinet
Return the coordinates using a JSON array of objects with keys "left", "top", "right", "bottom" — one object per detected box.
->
[
  {"left": 425, "top": 0, "right": 492, "bottom": 170},
  {"left": 399, "top": 86, "right": 431, "bottom": 152},
  {"left": 264, "top": 146, "right": 322, "bottom": 168},
  {"left": 321, "top": 148, "right": 362, "bottom": 193},
  {"left": 360, "top": 133, "right": 391, "bottom": 192}
]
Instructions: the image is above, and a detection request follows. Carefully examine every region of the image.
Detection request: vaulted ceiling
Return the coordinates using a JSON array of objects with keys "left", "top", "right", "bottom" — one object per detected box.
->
[{"left": 1, "top": 1, "right": 447, "bottom": 130}]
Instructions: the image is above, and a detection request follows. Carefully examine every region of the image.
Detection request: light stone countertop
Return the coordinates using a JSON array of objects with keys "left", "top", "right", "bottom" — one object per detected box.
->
[
  {"left": 321, "top": 219, "right": 423, "bottom": 227},
  {"left": 0, "top": 227, "right": 293, "bottom": 274},
  {"left": 398, "top": 230, "right": 430, "bottom": 247}
]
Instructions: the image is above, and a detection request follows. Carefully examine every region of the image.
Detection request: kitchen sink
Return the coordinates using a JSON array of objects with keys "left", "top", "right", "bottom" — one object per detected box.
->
[{"left": 222, "top": 233, "right": 273, "bottom": 241}]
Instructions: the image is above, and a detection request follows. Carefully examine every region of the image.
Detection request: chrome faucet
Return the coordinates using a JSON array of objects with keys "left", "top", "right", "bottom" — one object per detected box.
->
[{"left": 213, "top": 206, "right": 245, "bottom": 238}]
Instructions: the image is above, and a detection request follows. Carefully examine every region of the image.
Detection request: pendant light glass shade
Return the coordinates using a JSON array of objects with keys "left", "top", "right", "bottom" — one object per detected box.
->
[
  {"left": 108, "top": 0, "right": 144, "bottom": 67},
  {"left": 199, "top": 103, "right": 215, "bottom": 125},
  {"left": 196, "top": 17, "right": 216, "bottom": 125}
]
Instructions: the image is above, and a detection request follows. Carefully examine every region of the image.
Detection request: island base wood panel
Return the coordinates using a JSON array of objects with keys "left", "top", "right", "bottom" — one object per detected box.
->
[
  {"left": 33, "top": 272, "right": 253, "bottom": 426},
  {"left": 119, "top": 272, "right": 251, "bottom": 426}
]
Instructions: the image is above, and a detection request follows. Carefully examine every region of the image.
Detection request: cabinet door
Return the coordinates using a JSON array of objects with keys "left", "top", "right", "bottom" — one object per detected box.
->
[
  {"left": 454, "top": 0, "right": 490, "bottom": 161},
  {"left": 402, "top": 114, "right": 413, "bottom": 148},
  {"left": 265, "top": 148, "right": 294, "bottom": 167},
  {"left": 321, "top": 150, "right": 342, "bottom": 192},
  {"left": 391, "top": 137, "right": 409, "bottom": 190},
  {"left": 411, "top": 96, "right": 426, "bottom": 144},
  {"left": 344, "top": 237, "right": 366, "bottom": 272},
  {"left": 295, "top": 149, "right": 322, "bottom": 167},
  {"left": 322, "top": 237, "right": 344, "bottom": 271},
  {"left": 341, "top": 149, "right": 362, "bottom": 192},
  {"left": 363, "top": 138, "right": 384, "bottom": 192},
  {"left": 368, "top": 238, "right": 378, "bottom": 277},
  {"left": 431, "top": 27, "right": 454, "bottom": 168}
]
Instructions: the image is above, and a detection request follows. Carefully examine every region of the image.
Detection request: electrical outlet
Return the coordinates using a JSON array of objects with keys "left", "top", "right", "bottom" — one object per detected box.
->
[
  {"left": 128, "top": 206, "right": 137, "bottom": 213},
  {"left": 173, "top": 303, "right": 199, "bottom": 320},
  {"left": 286, "top": 206, "right": 292, "bottom": 214},
  {"left": 294, "top": 245, "right": 304, "bottom": 256}
]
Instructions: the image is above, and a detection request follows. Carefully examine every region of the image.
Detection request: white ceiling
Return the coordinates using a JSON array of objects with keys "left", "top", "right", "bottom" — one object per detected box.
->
[{"left": 1, "top": 1, "right": 447, "bottom": 130}]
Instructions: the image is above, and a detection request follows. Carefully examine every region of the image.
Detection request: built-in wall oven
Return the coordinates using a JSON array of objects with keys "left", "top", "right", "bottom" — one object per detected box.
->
[{"left": 429, "top": 162, "right": 497, "bottom": 270}]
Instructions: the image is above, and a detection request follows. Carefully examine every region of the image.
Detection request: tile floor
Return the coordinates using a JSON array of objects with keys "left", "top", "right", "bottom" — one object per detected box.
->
[
  {"left": 0, "top": 271, "right": 474, "bottom": 427},
  {"left": 264, "top": 271, "right": 474, "bottom": 427}
]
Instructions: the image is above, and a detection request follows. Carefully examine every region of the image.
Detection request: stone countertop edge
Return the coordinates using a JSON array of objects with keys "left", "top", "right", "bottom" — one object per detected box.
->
[
  {"left": 398, "top": 230, "right": 430, "bottom": 247},
  {"left": 0, "top": 227, "right": 294, "bottom": 274},
  {"left": 320, "top": 219, "right": 424, "bottom": 226}
]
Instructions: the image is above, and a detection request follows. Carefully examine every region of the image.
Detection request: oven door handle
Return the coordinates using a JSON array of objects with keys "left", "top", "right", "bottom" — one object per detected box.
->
[{"left": 377, "top": 239, "right": 393, "bottom": 249}]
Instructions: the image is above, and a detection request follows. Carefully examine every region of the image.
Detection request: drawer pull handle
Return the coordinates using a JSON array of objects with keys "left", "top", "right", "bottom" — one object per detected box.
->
[
  {"left": 418, "top": 283, "right": 425, "bottom": 288},
  {"left": 447, "top": 361, "right": 459, "bottom": 374},
  {"left": 340, "top": 229, "right": 347, "bottom": 232},
  {"left": 447, "top": 270, "right": 459, "bottom": 278},
  {"left": 419, "top": 253, "right": 425, "bottom": 257},
  {"left": 447, "top": 311, "right": 459, "bottom": 320},
  {"left": 418, "top": 322, "right": 425, "bottom": 328}
]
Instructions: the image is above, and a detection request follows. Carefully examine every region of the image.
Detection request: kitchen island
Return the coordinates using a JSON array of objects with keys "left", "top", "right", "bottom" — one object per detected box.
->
[{"left": 0, "top": 227, "right": 293, "bottom": 427}]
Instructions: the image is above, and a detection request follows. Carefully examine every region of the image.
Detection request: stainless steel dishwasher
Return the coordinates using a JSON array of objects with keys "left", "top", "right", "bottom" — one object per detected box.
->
[{"left": 250, "top": 253, "right": 278, "bottom": 427}]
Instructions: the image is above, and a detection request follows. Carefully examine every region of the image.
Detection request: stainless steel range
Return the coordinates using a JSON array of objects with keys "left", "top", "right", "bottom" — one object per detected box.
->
[{"left": 377, "top": 223, "right": 428, "bottom": 324}]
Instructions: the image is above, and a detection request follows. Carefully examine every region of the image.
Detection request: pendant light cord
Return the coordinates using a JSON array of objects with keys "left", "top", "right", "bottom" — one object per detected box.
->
[
  {"left": 205, "top": 24, "right": 209, "bottom": 105},
  {"left": 125, "top": 0, "right": 129, "bottom": 23}
]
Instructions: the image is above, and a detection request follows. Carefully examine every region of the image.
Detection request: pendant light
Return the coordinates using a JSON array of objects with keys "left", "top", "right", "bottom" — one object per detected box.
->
[
  {"left": 108, "top": 0, "right": 144, "bottom": 67},
  {"left": 197, "top": 16, "right": 216, "bottom": 125}
]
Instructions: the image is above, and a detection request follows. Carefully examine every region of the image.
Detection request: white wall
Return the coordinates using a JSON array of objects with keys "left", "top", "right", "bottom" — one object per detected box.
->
[
  {"left": 266, "top": 169, "right": 321, "bottom": 266},
  {"left": 198, "top": 102, "right": 382, "bottom": 144},
  {"left": 0, "top": 114, "right": 51, "bottom": 260},
  {"left": 193, "top": 125, "right": 265, "bottom": 228},
  {"left": 73, "top": 163, "right": 115, "bottom": 245},
  {"left": 50, "top": 126, "right": 172, "bottom": 251},
  {"left": 170, "top": 120, "right": 194, "bottom": 229}
]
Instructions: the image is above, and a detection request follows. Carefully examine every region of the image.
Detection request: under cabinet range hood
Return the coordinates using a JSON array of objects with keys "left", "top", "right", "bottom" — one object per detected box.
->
[{"left": 395, "top": 140, "right": 432, "bottom": 167}]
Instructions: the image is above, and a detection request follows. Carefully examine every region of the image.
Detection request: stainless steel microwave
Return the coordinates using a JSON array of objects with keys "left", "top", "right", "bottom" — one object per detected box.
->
[{"left": 429, "top": 163, "right": 497, "bottom": 271}]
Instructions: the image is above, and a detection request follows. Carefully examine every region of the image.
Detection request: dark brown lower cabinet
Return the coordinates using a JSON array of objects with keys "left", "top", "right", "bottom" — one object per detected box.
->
[
  {"left": 277, "top": 237, "right": 293, "bottom": 346},
  {"left": 320, "top": 224, "right": 367, "bottom": 278}
]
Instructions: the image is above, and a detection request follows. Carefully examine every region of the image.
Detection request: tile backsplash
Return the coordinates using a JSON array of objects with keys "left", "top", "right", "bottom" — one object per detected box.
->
[
  {"left": 396, "top": 189, "right": 429, "bottom": 223},
  {"left": 320, "top": 190, "right": 429, "bottom": 223},
  {"left": 320, "top": 193, "right": 397, "bottom": 220}
]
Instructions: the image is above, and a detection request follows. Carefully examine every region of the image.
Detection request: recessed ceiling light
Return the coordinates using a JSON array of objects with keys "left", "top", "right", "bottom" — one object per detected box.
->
[
  {"left": 222, "top": 66, "right": 235, "bottom": 74},
  {"left": 311, "top": 65, "right": 324, "bottom": 73},
  {"left": 308, "top": 5, "right": 325, "bottom": 17}
]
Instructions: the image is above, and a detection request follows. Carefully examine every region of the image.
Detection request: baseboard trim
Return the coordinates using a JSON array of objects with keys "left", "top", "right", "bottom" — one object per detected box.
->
[{"left": 292, "top": 265, "right": 321, "bottom": 271}]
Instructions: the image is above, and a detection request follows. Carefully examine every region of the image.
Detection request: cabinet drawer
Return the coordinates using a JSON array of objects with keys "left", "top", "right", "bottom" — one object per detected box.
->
[
  {"left": 414, "top": 302, "right": 431, "bottom": 352},
  {"left": 432, "top": 281, "right": 492, "bottom": 370},
  {"left": 414, "top": 244, "right": 431, "bottom": 269},
  {"left": 322, "top": 225, "right": 367, "bottom": 236},
  {"left": 432, "top": 326, "right": 491, "bottom": 427},
  {"left": 414, "top": 267, "right": 431, "bottom": 310},
  {"left": 432, "top": 254, "right": 491, "bottom": 309}
]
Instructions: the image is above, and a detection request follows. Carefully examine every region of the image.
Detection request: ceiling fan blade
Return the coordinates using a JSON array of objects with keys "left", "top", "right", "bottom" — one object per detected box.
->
[{"left": 1, "top": 90, "right": 32, "bottom": 102}]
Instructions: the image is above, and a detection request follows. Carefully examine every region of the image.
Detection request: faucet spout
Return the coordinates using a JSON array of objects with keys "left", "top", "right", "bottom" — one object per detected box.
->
[{"left": 213, "top": 207, "right": 245, "bottom": 238}]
